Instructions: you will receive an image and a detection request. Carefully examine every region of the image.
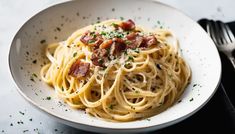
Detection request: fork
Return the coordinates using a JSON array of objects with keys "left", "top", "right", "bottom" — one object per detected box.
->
[
  {"left": 206, "top": 20, "right": 235, "bottom": 114},
  {"left": 206, "top": 20, "right": 235, "bottom": 68}
]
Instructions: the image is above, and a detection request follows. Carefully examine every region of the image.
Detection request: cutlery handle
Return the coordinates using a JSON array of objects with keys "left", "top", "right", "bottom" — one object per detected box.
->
[
  {"left": 220, "top": 84, "right": 235, "bottom": 128},
  {"left": 228, "top": 56, "right": 235, "bottom": 69}
]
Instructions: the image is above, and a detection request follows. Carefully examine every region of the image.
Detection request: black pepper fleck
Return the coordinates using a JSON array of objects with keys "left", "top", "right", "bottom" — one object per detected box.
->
[
  {"left": 32, "top": 60, "right": 37, "bottom": 64},
  {"left": 40, "top": 40, "right": 46, "bottom": 44}
]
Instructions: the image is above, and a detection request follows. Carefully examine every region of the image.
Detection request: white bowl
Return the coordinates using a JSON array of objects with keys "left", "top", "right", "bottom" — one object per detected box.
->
[{"left": 9, "top": 0, "right": 221, "bottom": 133}]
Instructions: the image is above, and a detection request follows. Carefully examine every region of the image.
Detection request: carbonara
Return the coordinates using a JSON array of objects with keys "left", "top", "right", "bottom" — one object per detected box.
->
[{"left": 41, "top": 19, "right": 191, "bottom": 122}]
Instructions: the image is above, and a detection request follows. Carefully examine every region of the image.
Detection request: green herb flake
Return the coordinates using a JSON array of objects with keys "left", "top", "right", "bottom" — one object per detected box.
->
[
  {"left": 111, "top": 23, "right": 118, "bottom": 27},
  {"left": 19, "top": 111, "right": 25, "bottom": 115},
  {"left": 109, "top": 104, "right": 114, "bottom": 110},
  {"left": 120, "top": 17, "right": 124, "bottom": 20},
  {"left": 157, "top": 20, "right": 161, "bottom": 24},
  {"left": 189, "top": 98, "right": 194, "bottom": 102},
  {"left": 73, "top": 52, "right": 77, "bottom": 57},
  {"left": 127, "top": 56, "right": 134, "bottom": 62},
  {"left": 88, "top": 40, "right": 95, "bottom": 44},
  {"left": 135, "top": 90, "right": 140, "bottom": 93},
  {"left": 146, "top": 118, "right": 151, "bottom": 121},
  {"left": 124, "top": 50, "right": 128, "bottom": 55},
  {"left": 134, "top": 48, "right": 139, "bottom": 53},
  {"left": 101, "top": 31, "right": 106, "bottom": 36},
  {"left": 46, "top": 96, "right": 51, "bottom": 100},
  {"left": 32, "top": 73, "right": 38, "bottom": 78},
  {"left": 125, "top": 40, "right": 131, "bottom": 45},
  {"left": 193, "top": 84, "right": 197, "bottom": 87},
  {"left": 23, "top": 130, "right": 29, "bottom": 133},
  {"left": 29, "top": 118, "right": 32, "bottom": 121}
]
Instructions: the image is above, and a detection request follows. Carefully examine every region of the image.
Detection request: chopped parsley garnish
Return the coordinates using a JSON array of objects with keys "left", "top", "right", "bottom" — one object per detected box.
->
[
  {"left": 120, "top": 17, "right": 124, "bottom": 20},
  {"left": 73, "top": 52, "right": 77, "bottom": 57},
  {"left": 193, "top": 84, "right": 197, "bottom": 87},
  {"left": 157, "top": 20, "right": 161, "bottom": 24},
  {"left": 109, "top": 104, "right": 114, "bottom": 109},
  {"left": 133, "top": 48, "right": 139, "bottom": 53},
  {"left": 19, "top": 111, "right": 25, "bottom": 115},
  {"left": 190, "top": 98, "right": 194, "bottom": 102},
  {"left": 88, "top": 40, "right": 95, "bottom": 44},
  {"left": 46, "top": 96, "right": 51, "bottom": 100},
  {"left": 127, "top": 56, "right": 134, "bottom": 62},
  {"left": 98, "top": 59, "right": 104, "bottom": 64},
  {"left": 111, "top": 23, "right": 118, "bottom": 28},
  {"left": 32, "top": 73, "right": 38, "bottom": 78},
  {"left": 23, "top": 130, "right": 29, "bottom": 133},
  {"left": 125, "top": 40, "right": 131, "bottom": 45},
  {"left": 101, "top": 31, "right": 107, "bottom": 36},
  {"left": 135, "top": 90, "right": 140, "bottom": 93}
]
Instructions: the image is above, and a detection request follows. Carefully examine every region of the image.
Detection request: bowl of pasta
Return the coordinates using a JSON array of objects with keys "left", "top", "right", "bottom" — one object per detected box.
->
[{"left": 9, "top": 0, "right": 221, "bottom": 133}]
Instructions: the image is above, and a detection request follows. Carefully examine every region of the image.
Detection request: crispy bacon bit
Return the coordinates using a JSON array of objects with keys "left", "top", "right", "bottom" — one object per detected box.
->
[
  {"left": 80, "top": 31, "right": 103, "bottom": 48},
  {"left": 91, "top": 49, "right": 108, "bottom": 67},
  {"left": 69, "top": 60, "right": 90, "bottom": 78},
  {"left": 125, "top": 33, "right": 144, "bottom": 49},
  {"left": 110, "top": 39, "right": 126, "bottom": 55},
  {"left": 120, "top": 19, "right": 135, "bottom": 30},
  {"left": 126, "top": 32, "right": 137, "bottom": 40},
  {"left": 140, "top": 35, "right": 157, "bottom": 48},
  {"left": 99, "top": 39, "right": 113, "bottom": 49}
]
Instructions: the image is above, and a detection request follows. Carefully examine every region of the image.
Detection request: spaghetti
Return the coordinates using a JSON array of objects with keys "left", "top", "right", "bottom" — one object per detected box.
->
[{"left": 41, "top": 19, "right": 191, "bottom": 122}]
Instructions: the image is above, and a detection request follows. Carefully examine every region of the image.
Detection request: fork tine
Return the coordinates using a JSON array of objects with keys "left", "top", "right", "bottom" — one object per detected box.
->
[
  {"left": 223, "top": 23, "right": 235, "bottom": 42},
  {"left": 207, "top": 20, "right": 219, "bottom": 46},
  {"left": 213, "top": 21, "right": 223, "bottom": 45},
  {"left": 217, "top": 21, "right": 229, "bottom": 44}
]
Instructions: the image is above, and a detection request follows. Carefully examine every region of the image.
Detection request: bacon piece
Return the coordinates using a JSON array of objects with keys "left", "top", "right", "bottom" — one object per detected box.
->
[
  {"left": 125, "top": 32, "right": 144, "bottom": 49},
  {"left": 91, "top": 49, "right": 108, "bottom": 67},
  {"left": 120, "top": 19, "right": 135, "bottom": 31},
  {"left": 140, "top": 35, "right": 157, "bottom": 48},
  {"left": 126, "top": 32, "right": 137, "bottom": 40},
  {"left": 110, "top": 38, "right": 126, "bottom": 55},
  {"left": 80, "top": 31, "right": 103, "bottom": 48},
  {"left": 99, "top": 39, "right": 113, "bottom": 49},
  {"left": 69, "top": 60, "right": 90, "bottom": 78}
]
